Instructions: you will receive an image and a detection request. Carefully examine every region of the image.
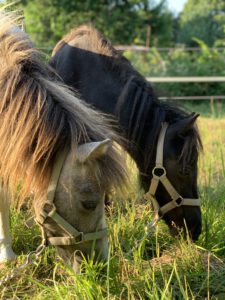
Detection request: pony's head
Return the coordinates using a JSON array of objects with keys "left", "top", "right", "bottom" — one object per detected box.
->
[
  {"left": 35, "top": 139, "right": 123, "bottom": 272},
  {"left": 0, "top": 11, "right": 128, "bottom": 272},
  {"left": 143, "top": 113, "right": 202, "bottom": 241}
]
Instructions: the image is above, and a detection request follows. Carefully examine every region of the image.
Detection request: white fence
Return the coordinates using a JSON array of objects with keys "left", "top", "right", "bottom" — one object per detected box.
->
[
  {"left": 147, "top": 77, "right": 225, "bottom": 83},
  {"left": 146, "top": 76, "right": 225, "bottom": 103}
]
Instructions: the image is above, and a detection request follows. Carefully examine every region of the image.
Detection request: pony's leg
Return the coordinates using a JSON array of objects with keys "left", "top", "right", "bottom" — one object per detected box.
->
[{"left": 0, "top": 189, "right": 16, "bottom": 262}]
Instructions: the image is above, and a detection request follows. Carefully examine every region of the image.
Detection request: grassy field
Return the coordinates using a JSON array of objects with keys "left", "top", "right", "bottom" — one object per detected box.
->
[{"left": 1, "top": 109, "right": 225, "bottom": 299}]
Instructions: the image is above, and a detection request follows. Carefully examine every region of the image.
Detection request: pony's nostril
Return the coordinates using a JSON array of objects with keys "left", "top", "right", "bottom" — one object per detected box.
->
[{"left": 82, "top": 200, "right": 98, "bottom": 210}]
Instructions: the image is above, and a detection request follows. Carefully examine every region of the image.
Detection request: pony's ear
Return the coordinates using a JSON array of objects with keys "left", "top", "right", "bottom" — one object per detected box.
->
[
  {"left": 172, "top": 113, "right": 200, "bottom": 137},
  {"left": 76, "top": 139, "right": 112, "bottom": 163}
]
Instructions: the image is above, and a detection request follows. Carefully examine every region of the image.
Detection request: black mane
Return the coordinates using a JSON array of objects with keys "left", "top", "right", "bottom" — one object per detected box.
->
[{"left": 114, "top": 74, "right": 202, "bottom": 172}]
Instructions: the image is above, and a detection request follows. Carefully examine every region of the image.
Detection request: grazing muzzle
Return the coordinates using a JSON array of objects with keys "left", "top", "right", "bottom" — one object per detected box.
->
[
  {"left": 144, "top": 123, "right": 201, "bottom": 228},
  {"left": 35, "top": 147, "right": 107, "bottom": 247}
]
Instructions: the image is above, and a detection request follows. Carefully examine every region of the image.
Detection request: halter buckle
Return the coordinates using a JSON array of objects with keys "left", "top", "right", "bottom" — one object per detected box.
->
[{"left": 152, "top": 166, "right": 166, "bottom": 178}]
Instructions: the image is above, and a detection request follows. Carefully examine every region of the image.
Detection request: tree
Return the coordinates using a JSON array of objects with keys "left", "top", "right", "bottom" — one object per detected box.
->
[
  {"left": 11, "top": 0, "right": 173, "bottom": 48},
  {"left": 134, "top": 0, "right": 173, "bottom": 47},
  {"left": 177, "top": 0, "right": 225, "bottom": 46}
]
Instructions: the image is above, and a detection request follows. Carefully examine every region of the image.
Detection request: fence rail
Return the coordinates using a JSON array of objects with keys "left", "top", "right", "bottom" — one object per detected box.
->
[
  {"left": 40, "top": 46, "right": 225, "bottom": 53},
  {"left": 147, "top": 77, "right": 225, "bottom": 83},
  {"left": 115, "top": 45, "right": 225, "bottom": 53},
  {"left": 146, "top": 76, "right": 225, "bottom": 103},
  {"left": 158, "top": 96, "right": 225, "bottom": 101}
]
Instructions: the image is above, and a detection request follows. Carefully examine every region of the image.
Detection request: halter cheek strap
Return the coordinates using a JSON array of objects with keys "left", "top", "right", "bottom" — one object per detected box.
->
[
  {"left": 35, "top": 147, "right": 107, "bottom": 246},
  {"left": 144, "top": 122, "right": 200, "bottom": 223}
]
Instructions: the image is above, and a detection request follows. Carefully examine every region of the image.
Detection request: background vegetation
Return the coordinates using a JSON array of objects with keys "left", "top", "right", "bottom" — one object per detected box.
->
[
  {"left": 125, "top": 43, "right": 225, "bottom": 98},
  {"left": 14, "top": 0, "right": 174, "bottom": 48},
  {"left": 177, "top": 0, "right": 225, "bottom": 47},
  {"left": 4, "top": 0, "right": 224, "bottom": 49},
  {"left": 4, "top": 0, "right": 224, "bottom": 102}
]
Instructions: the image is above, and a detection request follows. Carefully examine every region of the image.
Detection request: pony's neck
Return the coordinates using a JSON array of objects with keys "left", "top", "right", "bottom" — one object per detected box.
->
[{"left": 114, "top": 78, "right": 162, "bottom": 170}]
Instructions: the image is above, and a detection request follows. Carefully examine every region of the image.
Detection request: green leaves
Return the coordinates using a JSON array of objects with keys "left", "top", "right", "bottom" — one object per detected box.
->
[
  {"left": 177, "top": 0, "right": 225, "bottom": 47},
  {"left": 17, "top": 0, "right": 173, "bottom": 48}
]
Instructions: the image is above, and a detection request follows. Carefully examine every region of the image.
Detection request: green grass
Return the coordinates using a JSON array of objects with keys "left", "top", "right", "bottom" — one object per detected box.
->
[{"left": 1, "top": 115, "right": 225, "bottom": 299}]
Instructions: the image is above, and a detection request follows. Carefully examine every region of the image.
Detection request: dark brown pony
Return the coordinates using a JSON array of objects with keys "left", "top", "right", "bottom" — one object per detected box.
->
[{"left": 50, "top": 26, "right": 203, "bottom": 241}]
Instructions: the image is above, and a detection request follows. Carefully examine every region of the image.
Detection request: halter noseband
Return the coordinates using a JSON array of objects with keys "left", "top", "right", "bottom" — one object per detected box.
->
[
  {"left": 35, "top": 147, "right": 107, "bottom": 246},
  {"left": 144, "top": 122, "right": 200, "bottom": 223}
]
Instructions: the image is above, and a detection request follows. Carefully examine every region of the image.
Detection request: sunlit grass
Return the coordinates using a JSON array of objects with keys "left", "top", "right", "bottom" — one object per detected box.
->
[{"left": 1, "top": 115, "right": 225, "bottom": 299}]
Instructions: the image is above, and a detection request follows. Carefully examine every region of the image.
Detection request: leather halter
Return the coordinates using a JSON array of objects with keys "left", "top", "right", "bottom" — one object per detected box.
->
[
  {"left": 144, "top": 122, "right": 200, "bottom": 222},
  {"left": 35, "top": 147, "right": 107, "bottom": 246}
]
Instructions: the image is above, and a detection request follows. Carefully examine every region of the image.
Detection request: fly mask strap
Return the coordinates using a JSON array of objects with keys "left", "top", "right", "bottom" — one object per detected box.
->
[
  {"left": 144, "top": 122, "right": 200, "bottom": 220},
  {"left": 35, "top": 147, "right": 107, "bottom": 246}
]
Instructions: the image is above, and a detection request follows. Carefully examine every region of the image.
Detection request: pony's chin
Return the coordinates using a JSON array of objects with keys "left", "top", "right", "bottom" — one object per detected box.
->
[
  {"left": 169, "top": 225, "right": 200, "bottom": 242},
  {"left": 169, "top": 226, "right": 180, "bottom": 237}
]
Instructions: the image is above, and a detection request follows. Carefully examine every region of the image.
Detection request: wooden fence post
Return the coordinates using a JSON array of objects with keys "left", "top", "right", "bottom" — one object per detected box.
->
[{"left": 210, "top": 97, "right": 215, "bottom": 116}]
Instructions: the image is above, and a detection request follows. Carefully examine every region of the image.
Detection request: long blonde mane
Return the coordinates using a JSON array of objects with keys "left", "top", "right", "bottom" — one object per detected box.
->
[{"left": 0, "top": 11, "right": 127, "bottom": 199}]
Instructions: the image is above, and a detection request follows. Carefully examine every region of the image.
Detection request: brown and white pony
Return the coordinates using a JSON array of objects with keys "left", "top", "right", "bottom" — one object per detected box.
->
[{"left": 0, "top": 11, "right": 128, "bottom": 272}]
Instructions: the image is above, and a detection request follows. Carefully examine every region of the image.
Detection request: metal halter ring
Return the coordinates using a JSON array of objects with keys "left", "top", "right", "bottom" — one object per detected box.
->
[
  {"left": 75, "top": 232, "right": 84, "bottom": 244},
  {"left": 152, "top": 166, "right": 166, "bottom": 178},
  {"left": 41, "top": 202, "right": 56, "bottom": 218},
  {"left": 174, "top": 197, "right": 183, "bottom": 207}
]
